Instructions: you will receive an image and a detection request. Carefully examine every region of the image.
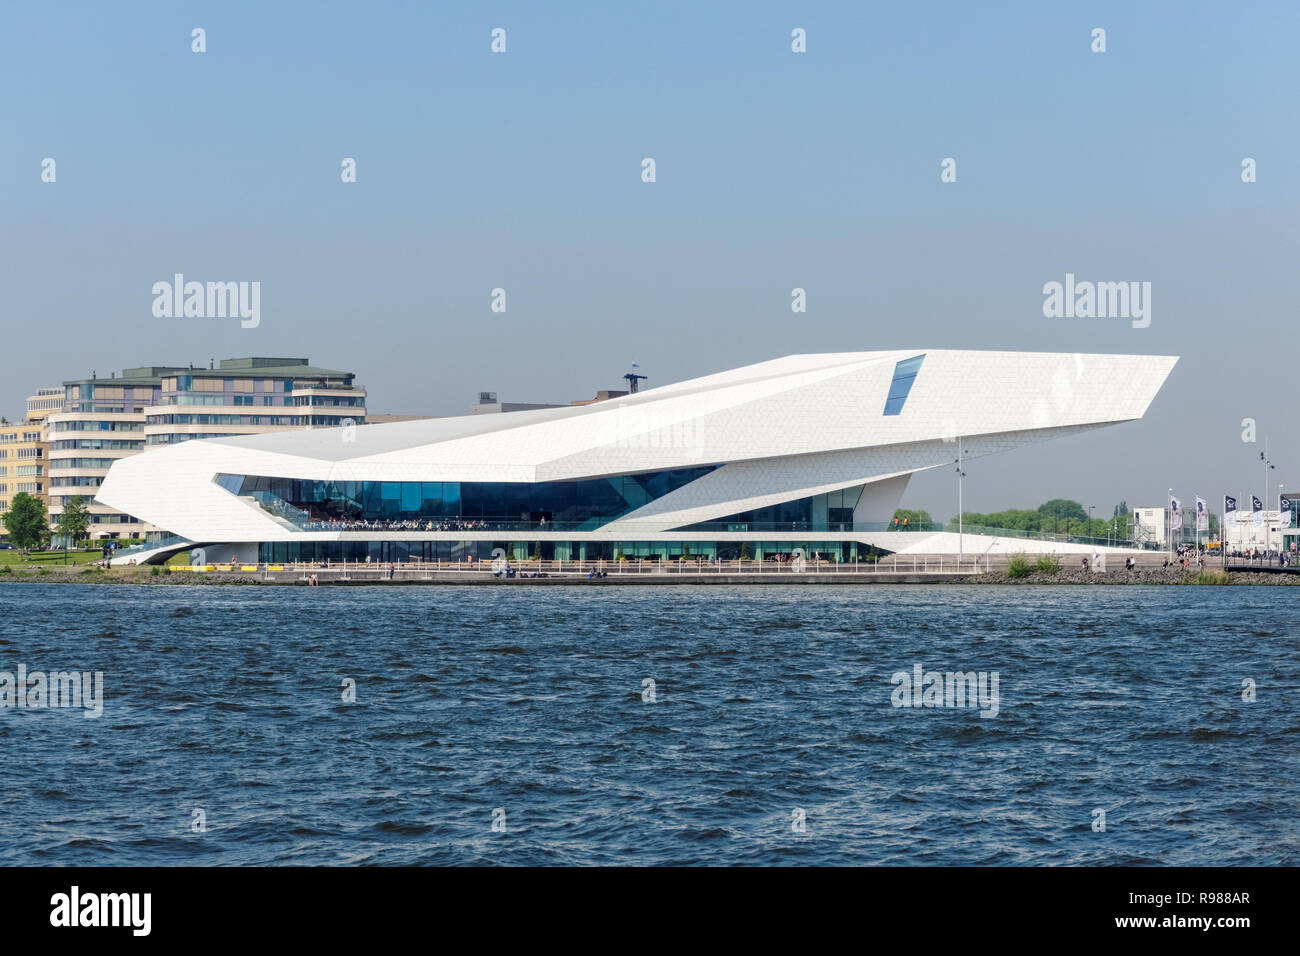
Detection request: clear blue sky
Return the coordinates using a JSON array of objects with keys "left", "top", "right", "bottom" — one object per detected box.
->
[{"left": 2, "top": 1, "right": 1296, "bottom": 518}]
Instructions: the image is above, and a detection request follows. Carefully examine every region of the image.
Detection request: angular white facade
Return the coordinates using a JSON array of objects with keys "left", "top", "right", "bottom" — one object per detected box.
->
[{"left": 97, "top": 350, "right": 1177, "bottom": 562}]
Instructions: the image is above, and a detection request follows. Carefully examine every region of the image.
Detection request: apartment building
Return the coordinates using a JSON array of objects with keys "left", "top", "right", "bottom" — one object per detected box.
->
[
  {"left": 144, "top": 358, "right": 366, "bottom": 446},
  {"left": 0, "top": 419, "right": 50, "bottom": 536},
  {"left": 0, "top": 388, "right": 68, "bottom": 540},
  {"left": 45, "top": 358, "right": 367, "bottom": 540},
  {"left": 25, "top": 387, "right": 64, "bottom": 420}
]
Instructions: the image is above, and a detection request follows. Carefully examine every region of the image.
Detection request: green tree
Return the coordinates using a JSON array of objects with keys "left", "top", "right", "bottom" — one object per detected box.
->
[
  {"left": 56, "top": 495, "right": 92, "bottom": 547},
  {"left": 1037, "top": 499, "right": 1088, "bottom": 523},
  {"left": 951, "top": 509, "right": 1041, "bottom": 532},
  {"left": 2, "top": 492, "right": 50, "bottom": 551},
  {"left": 1081, "top": 518, "right": 1110, "bottom": 538}
]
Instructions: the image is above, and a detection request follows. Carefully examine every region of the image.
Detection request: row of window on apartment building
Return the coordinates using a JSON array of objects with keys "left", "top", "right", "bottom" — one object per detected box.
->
[
  {"left": 63, "top": 378, "right": 359, "bottom": 404},
  {"left": 0, "top": 483, "right": 43, "bottom": 496},
  {"left": 49, "top": 414, "right": 357, "bottom": 430},
  {"left": 61, "top": 397, "right": 361, "bottom": 411},
  {"left": 65, "top": 376, "right": 295, "bottom": 401}
]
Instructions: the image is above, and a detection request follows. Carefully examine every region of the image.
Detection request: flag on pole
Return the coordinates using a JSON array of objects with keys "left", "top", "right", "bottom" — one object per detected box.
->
[
  {"left": 1252, "top": 495, "right": 1264, "bottom": 528},
  {"left": 1196, "top": 496, "right": 1208, "bottom": 532},
  {"left": 1281, "top": 494, "right": 1294, "bottom": 530},
  {"left": 1225, "top": 495, "right": 1237, "bottom": 523},
  {"left": 1169, "top": 495, "right": 1182, "bottom": 531}
]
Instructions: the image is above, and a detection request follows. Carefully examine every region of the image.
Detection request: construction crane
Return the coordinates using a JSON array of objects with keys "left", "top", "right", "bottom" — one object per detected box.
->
[{"left": 622, "top": 368, "right": 647, "bottom": 393}]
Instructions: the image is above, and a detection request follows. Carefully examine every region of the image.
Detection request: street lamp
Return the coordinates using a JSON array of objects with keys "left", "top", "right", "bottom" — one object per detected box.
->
[
  {"left": 1168, "top": 488, "right": 1174, "bottom": 560},
  {"left": 1261, "top": 444, "right": 1275, "bottom": 553},
  {"left": 1279, "top": 482, "right": 1285, "bottom": 563},
  {"left": 954, "top": 439, "right": 968, "bottom": 555}
]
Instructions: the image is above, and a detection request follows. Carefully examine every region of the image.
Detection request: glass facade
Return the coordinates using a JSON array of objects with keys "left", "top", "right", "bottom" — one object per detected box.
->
[
  {"left": 63, "top": 382, "right": 163, "bottom": 414},
  {"left": 51, "top": 439, "right": 143, "bottom": 450},
  {"left": 222, "top": 467, "right": 718, "bottom": 530},
  {"left": 49, "top": 458, "right": 118, "bottom": 469},
  {"left": 146, "top": 414, "right": 355, "bottom": 427},
  {"left": 883, "top": 354, "right": 925, "bottom": 416},
  {"left": 147, "top": 432, "right": 271, "bottom": 445},
  {"left": 258, "top": 539, "right": 876, "bottom": 564},
  {"left": 52, "top": 420, "right": 144, "bottom": 432},
  {"left": 681, "top": 485, "right": 864, "bottom": 532},
  {"left": 52, "top": 476, "right": 103, "bottom": 487}
]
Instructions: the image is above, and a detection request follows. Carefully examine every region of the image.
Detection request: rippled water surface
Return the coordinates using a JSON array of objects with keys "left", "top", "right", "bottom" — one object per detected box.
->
[{"left": 1, "top": 583, "right": 1296, "bottom": 865}]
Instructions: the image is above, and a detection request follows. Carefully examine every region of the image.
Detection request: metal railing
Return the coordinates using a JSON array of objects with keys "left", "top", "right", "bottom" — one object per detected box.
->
[
  {"left": 110, "top": 533, "right": 192, "bottom": 559},
  {"left": 180, "top": 555, "right": 993, "bottom": 577},
  {"left": 1223, "top": 553, "right": 1296, "bottom": 570},
  {"left": 944, "top": 523, "right": 1163, "bottom": 549},
  {"left": 247, "top": 490, "right": 311, "bottom": 524}
]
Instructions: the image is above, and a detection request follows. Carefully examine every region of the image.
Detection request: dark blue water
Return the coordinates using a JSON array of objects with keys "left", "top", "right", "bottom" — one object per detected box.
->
[{"left": 1, "top": 583, "right": 1296, "bottom": 865}]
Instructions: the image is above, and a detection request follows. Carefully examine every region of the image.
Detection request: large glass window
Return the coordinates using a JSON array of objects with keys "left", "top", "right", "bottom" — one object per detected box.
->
[
  {"left": 883, "top": 354, "right": 925, "bottom": 416},
  {"left": 681, "top": 485, "right": 864, "bottom": 532},
  {"left": 255, "top": 539, "right": 867, "bottom": 565},
  {"left": 221, "top": 466, "right": 718, "bottom": 530}
]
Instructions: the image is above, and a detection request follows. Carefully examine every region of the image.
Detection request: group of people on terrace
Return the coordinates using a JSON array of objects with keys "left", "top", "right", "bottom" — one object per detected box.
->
[
  {"left": 301, "top": 517, "right": 495, "bottom": 532},
  {"left": 1226, "top": 547, "right": 1292, "bottom": 566}
]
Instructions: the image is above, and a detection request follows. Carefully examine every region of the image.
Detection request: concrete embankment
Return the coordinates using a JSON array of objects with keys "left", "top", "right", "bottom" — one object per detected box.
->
[{"left": 975, "top": 566, "right": 1297, "bottom": 585}]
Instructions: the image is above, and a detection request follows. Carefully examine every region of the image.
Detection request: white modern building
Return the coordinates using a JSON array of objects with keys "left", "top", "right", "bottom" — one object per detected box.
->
[
  {"left": 97, "top": 350, "right": 1178, "bottom": 564},
  {"left": 1131, "top": 507, "right": 1167, "bottom": 547}
]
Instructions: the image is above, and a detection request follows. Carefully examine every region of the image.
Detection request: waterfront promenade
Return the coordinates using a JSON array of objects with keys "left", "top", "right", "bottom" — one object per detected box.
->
[
  {"left": 13, "top": 552, "right": 1291, "bottom": 586},
  {"left": 178, "top": 555, "right": 991, "bottom": 585},
  {"left": 91, "top": 551, "right": 1278, "bottom": 585}
]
